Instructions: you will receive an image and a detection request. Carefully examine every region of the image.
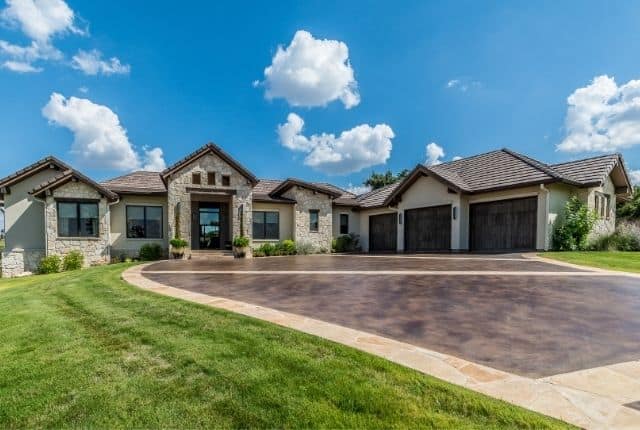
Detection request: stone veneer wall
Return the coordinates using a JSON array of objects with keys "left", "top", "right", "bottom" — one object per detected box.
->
[
  {"left": 45, "top": 181, "right": 111, "bottom": 266},
  {"left": 2, "top": 249, "right": 45, "bottom": 277},
  {"left": 283, "top": 186, "right": 332, "bottom": 251},
  {"left": 166, "top": 153, "right": 253, "bottom": 255}
]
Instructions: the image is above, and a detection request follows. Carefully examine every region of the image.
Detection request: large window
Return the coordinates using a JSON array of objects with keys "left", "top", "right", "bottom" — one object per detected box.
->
[
  {"left": 595, "top": 193, "right": 611, "bottom": 219},
  {"left": 126, "top": 206, "right": 163, "bottom": 238},
  {"left": 340, "top": 213, "right": 349, "bottom": 235},
  {"left": 309, "top": 209, "right": 319, "bottom": 232},
  {"left": 253, "top": 211, "right": 279, "bottom": 240},
  {"left": 57, "top": 201, "right": 99, "bottom": 238}
]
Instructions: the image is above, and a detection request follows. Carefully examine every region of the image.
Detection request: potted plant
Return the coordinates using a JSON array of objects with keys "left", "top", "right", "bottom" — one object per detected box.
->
[
  {"left": 232, "top": 236, "right": 250, "bottom": 258},
  {"left": 170, "top": 238, "right": 188, "bottom": 259}
]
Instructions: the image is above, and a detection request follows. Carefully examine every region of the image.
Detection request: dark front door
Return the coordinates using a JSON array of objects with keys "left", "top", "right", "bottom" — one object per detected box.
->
[
  {"left": 404, "top": 205, "right": 452, "bottom": 252},
  {"left": 199, "top": 204, "right": 221, "bottom": 249},
  {"left": 369, "top": 213, "right": 397, "bottom": 252},
  {"left": 470, "top": 196, "right": 537, "bottom": 251}
]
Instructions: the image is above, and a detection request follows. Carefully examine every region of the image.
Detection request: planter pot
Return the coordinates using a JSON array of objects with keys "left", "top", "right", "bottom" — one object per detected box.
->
[
  {"left": 171, "top": 247, "right": 185, "bottom": 259},
  {"left": 233, "top": 246, "right": 250, "bottom": 258}
]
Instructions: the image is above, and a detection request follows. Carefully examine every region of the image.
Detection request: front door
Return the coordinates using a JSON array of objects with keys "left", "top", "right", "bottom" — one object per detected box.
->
[{"left": 199, "top": 204, "right": 221, "bottom": 249}]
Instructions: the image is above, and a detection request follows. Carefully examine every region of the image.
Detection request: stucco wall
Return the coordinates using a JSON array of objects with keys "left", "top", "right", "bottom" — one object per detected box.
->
[
  {"left": 252, "top": 202, "right": 294, "bottom": 243},
  {"left": 1, "top": 169, "right": 59, "bottom": 277},
  {"left": 332, "top": 207, "right": 360, "bottom": 238},
  {"left": 45, "top": 181, "right": 110, "bottom": 266},
  {"left": 110, "top": 195, "right": 168, "bottom": 258},
  {"left": 358, "top": 207, "right": 398, "bottom": 252},
  {"left": 283, "top": 186, "right": 332, "bottom": 251},
  {"left": 166, "top": 152, "right": 253, "bottom": 255}
]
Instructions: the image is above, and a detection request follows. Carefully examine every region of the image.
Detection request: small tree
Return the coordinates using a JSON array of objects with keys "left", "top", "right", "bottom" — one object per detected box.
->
[
  {"left": 363, "top": 169, "right": 410, "bottom": 190},
  {"left": 617, "top": 186, "right": 640, "bottom": 219},
  {"left": 552, "top": 196, "right": 597, "bottom": 251}
]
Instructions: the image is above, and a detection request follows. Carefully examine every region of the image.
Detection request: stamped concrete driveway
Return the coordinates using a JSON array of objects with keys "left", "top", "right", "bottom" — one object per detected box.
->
[{"left": 142, "top": 254, "right": 640, "bottom": 378}]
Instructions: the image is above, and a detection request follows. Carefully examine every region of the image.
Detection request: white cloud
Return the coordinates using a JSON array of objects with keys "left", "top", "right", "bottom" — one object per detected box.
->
[
  {"left": 0, "top": 39, "right": 61, "bottom": 61},
  {"left": 42, "top": 92, "right": 165, "bottom": 171},
  {"left": 345, "top": 183, "right": 371, "bottom": 195},
  {"left": 71, "top": 49, "right": 130, "bottom": 75},
  {"left": 446, "top": 79, "right": 459, "bottom": 88},
  {"left": 452, "top": 155, "right": 462, "bottom": 161},
  {"left": 260, "top": 30, "right": 360, "bottom": 109},
  {"left": 446, "top": 77, "right": 481, "bottom": 92},
  {"left": 78, "top": 86, "right": 88, "bottom": 93},
  {"left": 142, "top": 147, "right": 166, "bottom": 171},
  {"left": 277, "top": 113, "right": 394, "bottom": 175},
  {"left": 629, "top": 169, "right": 640, "bottom": 185},
  {"left": 1, "top": 0, "right": 84, "bottom": 43},
  {"left": 425, "top": 142, "right": 445, "bottom": 165},
  {"left": 558, "top": 75, "right": 640, "bottom": 153},
  {"left": 2, "top": 59, "right": 41, "bottom": 72}
]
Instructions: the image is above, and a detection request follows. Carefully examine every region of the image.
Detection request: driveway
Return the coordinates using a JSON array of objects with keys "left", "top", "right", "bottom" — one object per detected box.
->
[{"left": 141, "top": 254, "right": 640, "bottom": 378}]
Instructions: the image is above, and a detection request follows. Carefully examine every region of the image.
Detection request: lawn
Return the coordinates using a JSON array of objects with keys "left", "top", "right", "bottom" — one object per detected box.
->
[
  {"left": 541, "top": 251, "right": 640, "bottom": 273},
  {"left": 0, "top": 264, "right": 571, "bottom": 429}
]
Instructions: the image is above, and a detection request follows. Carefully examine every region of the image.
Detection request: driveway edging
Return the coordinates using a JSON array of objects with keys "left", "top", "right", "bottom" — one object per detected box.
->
[{"left": 123, "top": 263, "right": 640, "bottom": 429}]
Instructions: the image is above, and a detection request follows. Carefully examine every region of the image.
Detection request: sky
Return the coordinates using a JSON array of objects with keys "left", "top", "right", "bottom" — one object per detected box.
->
[{"left": 2, "top": 0, "right": 640, "bottom": 205}]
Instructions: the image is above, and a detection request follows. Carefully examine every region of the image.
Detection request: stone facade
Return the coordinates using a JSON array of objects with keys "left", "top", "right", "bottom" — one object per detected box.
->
[
  {"left": 1, "top": 248, "right": 44, "bottom": 277},
  {"left": 166, "top": 153, "right": 253, "bottom": 256},
  {"left": 45, "top": 181, "right": 111, "bottom": 266},
  {"left": 283, "top": 186, "right": 332, "bottom": 252}
]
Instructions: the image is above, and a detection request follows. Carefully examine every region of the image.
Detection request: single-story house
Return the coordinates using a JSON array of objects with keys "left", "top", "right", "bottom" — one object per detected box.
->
[{"left": 0, "top": 143, "right": 632, "bottom": 277}]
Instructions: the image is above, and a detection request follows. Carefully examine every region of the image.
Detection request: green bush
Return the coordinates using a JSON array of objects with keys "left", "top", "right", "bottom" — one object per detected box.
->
[
  {"left": 332, "top": 234, "right": 360, "bottom": 252},
  {"left": 589, "top": 221, "right": 640, "bottom": 251},
  {"left": 38, "top": 255, "right": 61, "bottom": 274},
  {"left": 552, "top": 196, "right": 596, "bottom": 251},
  {"left": 170, "top": 238, "right": 188, "bottom": 248},
  {"left": 296, "top": 241, "right": 314, "bottom": 255},
  {"left": 277, "top": 239, "right": 296, "bottom": 255},
  {"left": 63, "top": 250, "right": 84, "bottom": 271},
  {"left": 233, "top": 236, "right": 250, "bottom": 248},
  {"left": 139, "top": 243, "right": 163, "bottom": 261}
]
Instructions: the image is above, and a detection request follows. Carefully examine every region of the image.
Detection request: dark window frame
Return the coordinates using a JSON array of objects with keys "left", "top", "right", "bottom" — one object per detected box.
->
[
  {"left": 192, "top": 172, "right": 201, "bottom": 185},
  {"left": 309, "top": 209, "right": 319, "bottom": 232},
  {"left": 207, "top": 172, "right": 216, "bottom": 185},
  {"left": 252, "top": 211, "right": 279, "bottom": 240},
  {"left": 126, "top": 205, "right": 164, "bottom": 239},
  {"left": 222, "top": 175, "right": 231, "bottom": 186},
  {"left": 56, "top": 201, "right": 99, "bottom": 238},
  {"left": 339, "top": 213, "right": 349, "bottom": 235}
]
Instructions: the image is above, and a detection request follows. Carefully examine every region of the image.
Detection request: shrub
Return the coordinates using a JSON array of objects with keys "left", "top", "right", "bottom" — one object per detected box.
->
[
  {"left": 333, "top": 234, "right": 360, "bottom": 252},
  {"left": 589, "top": 221, "right": 640, "bottom": 251},
  {"left": 277, "top": 239, "right": 297, "bottom": 255},
  {"left": 252, "top": 249, "right": 265, "bottom": 257},
  {"left": 257, "top": 243, "right": 276, "bottom": 256},
  {"left": 139, "top": 243, "right": 163, "bottom": 261},
  {"left": 170, "top": 238, "right": 188, "bottom": 248},
  {"left": 296, "top": 241, "right": 315, "bottom": 255},
  {"left": 552, "top": 196, "right": 597, "bottom": 251},
  {"left": 38, "top": 255, "right": 61, "bottom": 274},
  {"left": 63, "top": 250, "right": 84, "bottom": 271},
  {"left": 233, "top": 236, "right": 250, "bottom": 248}
]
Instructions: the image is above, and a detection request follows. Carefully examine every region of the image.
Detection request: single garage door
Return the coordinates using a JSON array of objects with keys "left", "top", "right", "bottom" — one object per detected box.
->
[
  {"left": 470, "top": 196, "right": 537, "bottom": 251},
  {"left": 369, "top": 213, "right": 397, "bottom": 252},
  {"left": 404, "top": 205, "right": 452, "bottom": 252}
]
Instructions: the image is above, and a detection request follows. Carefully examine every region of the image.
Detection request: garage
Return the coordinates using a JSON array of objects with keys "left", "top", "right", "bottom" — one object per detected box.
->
[
  {"left": 369, "top": 213, "right": 397, "bottom": 252},
  {"left": 404, "top": 205, "right": 452, "bottom": 252},
  {"left": 470, "top": 196, "right": 537, "bottom": 251}
]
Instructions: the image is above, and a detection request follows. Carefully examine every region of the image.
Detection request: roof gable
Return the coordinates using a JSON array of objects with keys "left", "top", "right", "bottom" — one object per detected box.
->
[
  {"left": 550, "top": 154, "right": 631, "bottom": 190},
  {"left": 30, "top": 169, "right": 119, "bottom": 201},
  {"left": 0, "top": 156, "right": 71, "bottom": 195},
  {"left": 160, "top": 143, "right": 258, "bottom": 185},
  {"left": 270, "top": 178, "right": 342, "bottom": 199}
]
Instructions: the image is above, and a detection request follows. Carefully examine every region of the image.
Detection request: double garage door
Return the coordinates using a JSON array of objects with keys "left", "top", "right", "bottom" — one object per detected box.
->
[{"left": 469, "top": 197, "right": 537, "bottom": 251}]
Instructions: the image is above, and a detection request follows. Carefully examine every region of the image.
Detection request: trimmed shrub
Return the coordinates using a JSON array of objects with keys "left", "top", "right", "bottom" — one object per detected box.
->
[
  {"left": 38, "top": 255, "right": 61, "bottom": 274},
  {"left": 233, "top": 236, "right": 250, "bottom": 248},
  {"left": 333, "top": 234, "right": 360, "bottom": 252},
  {"left": 63, "top": 250, "right": 84, "bottom": 271},
  {"left": 139, "top": 243, "right": 163, "bottom": 261},
  {"left": 296, "top": 241, "right": 314, "bottom": 255},
  {"left": 552, "top": 196, "right": 596, "bottom": 251},
  {"left": 257, "top": 243, "right": 276, "bottom": 256},
  {"left": 276, "top": 240, "right": 296, "bottom": 255}
]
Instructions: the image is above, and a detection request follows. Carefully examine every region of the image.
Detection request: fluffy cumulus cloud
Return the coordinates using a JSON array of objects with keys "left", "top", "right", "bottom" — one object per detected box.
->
[
  {"left": 71, "top": 49, "right": 130, "bottom": 75},
  {"left": 345, "top": 183, "right": 371, "bottom": 195},
  {"left": 425, "top": 142, "right": 445, "bottom": 165},
  {"left": 558, "top": 75, "right": 640, "bottom": 153},
  {"left": 260, "top": 30, "right": 360, "bottom": 109},
  {"left": 1, "top": 59, "right": 41, "bottom": 72},
  {"left": 42, "top": 93, "right": 165, "bottom": 171},
  {"left": 452, "top": 155, "right": 462, "bottom": 161},
  {"left": 1, "top": 0, "right": 83, "bottom": 42},
  {"left": 277, "top": 113, "right": 393, "bottom": 175}
]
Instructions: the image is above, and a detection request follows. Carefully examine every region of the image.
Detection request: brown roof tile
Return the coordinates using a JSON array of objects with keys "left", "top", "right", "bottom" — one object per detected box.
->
[
  {"left": 551, "top": 154, "right": 622, "bottom": 185},
  {"left": 101, "top": 171, "right": 167, "bottom": 194},
  {"left": 0, "top": 156, "right": 71, "bottom": 189}
]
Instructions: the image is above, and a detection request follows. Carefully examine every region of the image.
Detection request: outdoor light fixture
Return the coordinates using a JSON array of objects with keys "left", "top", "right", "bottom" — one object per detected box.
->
[
  {"left": 398, "top": 213, "right": 403, "bottom": 225},
  {"left": 452, "top": 206, "right": 457, "bottom": 220}
]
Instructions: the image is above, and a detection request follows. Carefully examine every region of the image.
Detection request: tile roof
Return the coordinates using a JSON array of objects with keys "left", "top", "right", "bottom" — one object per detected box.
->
[
  {"left": 252, "top": 179, "right": 296, "bottom": 203},
  {"left": 101, "top": 171, "right": 167, "bottom": 194},
  {"left": 31, "top": 169, "right": 119, "bottom": 201},
  {"left": 0, "top": 156, "right": 71, "bottom": 189},
  {"left": 270, "top": 178, "right": 342, "bottom": 199},
  {"left": 355, "top": 181, "right": 402, "bottom": 208},
  {"left": 550, "top": 154, "right": 622, "bottom": 185}
]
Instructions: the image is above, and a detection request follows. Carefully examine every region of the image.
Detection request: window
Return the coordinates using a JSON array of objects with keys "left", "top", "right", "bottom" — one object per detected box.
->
[
  {"left": 222, "top": 175, "right": 230, "bottom": 186},
  {"left": 207, "top": 172, "right": 216, "bottom": 185},
  {"left": 595, "top": 193, "right": 611, "bottom": 219},
  {"left": 339, "top": 213, "right": 349, "bottom": 235},
  {"left": 57, "top": 201, "right": 99, "bottom": 237},
  {"left": 192, "top": 173, "right": 201, "bottom": 185},
  {"left": 309, "top": 209, "right": 319, "bottom": 232},
  {"left": 253, "top": 211, "right": 279, "bottom": 240},
  {"left": 126, "top": 206, "right": 163, "bottom": 238}
]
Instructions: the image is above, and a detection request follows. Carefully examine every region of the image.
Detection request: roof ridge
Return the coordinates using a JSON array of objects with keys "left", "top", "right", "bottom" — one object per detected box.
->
[
  {"left": 500, "top": 148, "right": 567, "bottom": 180},
  {"left": 550, "top": 153, "right": 620, "bottom": 166},
  {"left": 433, "top": 149, "right": 504, "bottom": 167}
]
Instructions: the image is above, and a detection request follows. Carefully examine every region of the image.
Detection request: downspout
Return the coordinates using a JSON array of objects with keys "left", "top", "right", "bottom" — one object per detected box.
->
[
  {"left": 32, "top": 195, "right": 47, "bottom": 256},
  {"left": 107, "top": 196, "right": 121, "bottom": 260},
  {"left": 539, "top": 184, "right": 550, "bottom": 251}
]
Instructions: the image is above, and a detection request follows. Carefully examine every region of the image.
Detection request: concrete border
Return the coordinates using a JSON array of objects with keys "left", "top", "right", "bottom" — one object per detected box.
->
[{"left": 123, "top": 263, "right": 640, "bottom": 429}]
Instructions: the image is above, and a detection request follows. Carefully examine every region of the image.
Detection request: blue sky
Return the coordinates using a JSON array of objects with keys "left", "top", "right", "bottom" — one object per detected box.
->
[{"left": 2, "top": 0, "right": 640, "bottom": 200}]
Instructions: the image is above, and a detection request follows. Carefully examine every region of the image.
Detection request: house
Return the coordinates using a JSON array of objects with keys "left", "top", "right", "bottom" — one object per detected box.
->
[{"left": 0, "top": 142, "right": 631, "bottom": 277}]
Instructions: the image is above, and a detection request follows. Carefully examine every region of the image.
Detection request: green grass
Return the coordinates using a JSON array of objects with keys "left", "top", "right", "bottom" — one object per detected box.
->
[
  {"left": 541, "top": 251, "right": 640, "bottom": 273},
  {"left": 0, "top": 264, "right": 571, "bottom": 429}
]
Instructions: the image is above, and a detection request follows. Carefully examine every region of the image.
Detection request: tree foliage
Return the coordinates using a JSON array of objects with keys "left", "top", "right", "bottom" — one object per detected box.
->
[
  {"left": 552, "top": 196, "right": 597, "bottom": 251},
  {"left": 617, "top": 186, "right": 640, "bottom": 219},
  {"left": 363, "top": 169, "right": 410, "bottom": 190}
]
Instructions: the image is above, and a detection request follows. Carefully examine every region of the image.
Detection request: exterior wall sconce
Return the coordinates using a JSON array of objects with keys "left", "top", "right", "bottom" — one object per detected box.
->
[
  {"left": 398, "top": 213, "right": 403, "bottom": 225},
  {"left": 452, "top": 206, "right": 457, "bottom": 220}
]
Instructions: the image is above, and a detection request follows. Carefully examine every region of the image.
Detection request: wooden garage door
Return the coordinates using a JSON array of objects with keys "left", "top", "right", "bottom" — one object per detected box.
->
[
  {"left": 404, "top": 205, "right": 452, "bottom": 252},
  {"left": 369, "top": 213, "right": 397, "bottom": 252},
  {"left": 470, "top": 197, "right": 537, "bottom": 251}
]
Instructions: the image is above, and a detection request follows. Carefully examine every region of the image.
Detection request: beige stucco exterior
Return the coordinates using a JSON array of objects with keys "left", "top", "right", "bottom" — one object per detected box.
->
[
  {"left": 252, "top": 202, "right": 294, "bottom": 243},
  {"left": 332, "top": 207, "right": 360, "bottom": 238},
  {"left": 110, "top": 195, "right": 168, "bottom": 258}
]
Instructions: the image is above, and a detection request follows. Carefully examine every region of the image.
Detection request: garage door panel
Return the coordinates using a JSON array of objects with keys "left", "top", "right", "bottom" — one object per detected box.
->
[
  {"left": 405, "top": 205, "right": 451, "bottom": 252},
  {"left": 369, "top": 213, "right": 397, "bottom": 252},
  {"left": 470, "top": 197, "right": 537, "bottom": 251}
]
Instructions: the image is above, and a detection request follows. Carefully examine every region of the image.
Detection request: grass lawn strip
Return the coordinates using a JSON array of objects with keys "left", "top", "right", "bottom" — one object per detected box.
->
[
  {"left": 0, "top": 264, "right": 571, "bottom": 428},
  {"left": 541, "top": 251, "right": 640, "bottom": 273}
]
